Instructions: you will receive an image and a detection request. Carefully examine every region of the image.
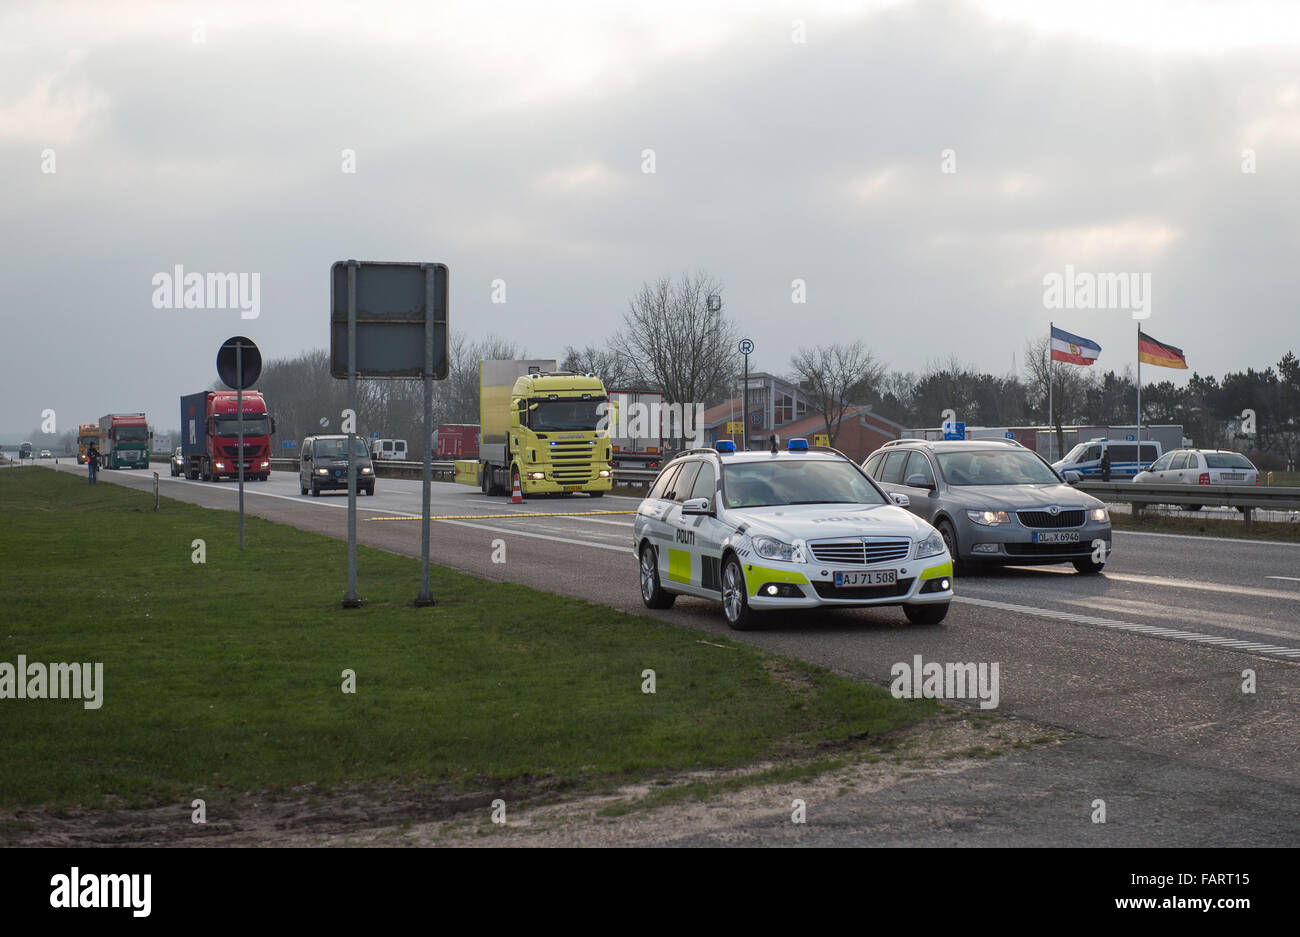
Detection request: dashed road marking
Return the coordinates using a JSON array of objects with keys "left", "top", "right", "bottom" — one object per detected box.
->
[{"left": 956, "top": 595, "right": 1300, "bottom": 661}]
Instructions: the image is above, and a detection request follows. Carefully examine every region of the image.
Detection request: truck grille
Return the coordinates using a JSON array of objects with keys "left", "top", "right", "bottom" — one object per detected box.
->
[
  {"left": 809, "top": 539, "right": 910, "bottom": 566},
  {"left": 1016, "top": 510, "right": 1084, "bottom": 528}
]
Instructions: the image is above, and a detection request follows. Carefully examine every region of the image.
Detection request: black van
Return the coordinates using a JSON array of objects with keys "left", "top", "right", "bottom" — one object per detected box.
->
[{"left": 299, "top": 435, "right": 376, "bottom": 496}]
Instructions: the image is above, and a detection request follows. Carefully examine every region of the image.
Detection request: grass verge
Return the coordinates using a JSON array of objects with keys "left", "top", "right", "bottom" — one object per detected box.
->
[{"left": 0, "top": 467, "right": 934, "bottom": 812}]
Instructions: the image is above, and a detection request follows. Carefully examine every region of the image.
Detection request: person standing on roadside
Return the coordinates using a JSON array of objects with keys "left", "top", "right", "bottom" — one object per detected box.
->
[
  {"left": 87, "top": 444, "right": 100, "bottom": 485},
  {"left": 1100, "top": 448, "right": 1112, "bottom": 482}
]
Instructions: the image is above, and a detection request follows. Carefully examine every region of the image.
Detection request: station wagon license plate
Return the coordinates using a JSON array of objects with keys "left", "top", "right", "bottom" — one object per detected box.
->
[
  {"left": 1221, "top": 472, "right": 1244, "bottom": 480},
  {"left": 1033, "top": 531, "right": 1080, "bottom": 543},
  {"left": 834, "top": 569, "right": 897, "bottom": 587}
]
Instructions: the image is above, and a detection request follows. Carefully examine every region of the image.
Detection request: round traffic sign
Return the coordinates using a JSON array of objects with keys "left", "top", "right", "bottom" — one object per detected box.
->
[
  {"left": 216, "top": 336, "right": 262, "bottom": 390},
  {"left": 739, "top": 338, "right": 755, "bottom": 355}
]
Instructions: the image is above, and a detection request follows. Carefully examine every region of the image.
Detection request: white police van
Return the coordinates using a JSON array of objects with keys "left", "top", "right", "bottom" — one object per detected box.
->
[
  {"left": 633, "top": 438, "right": 954, "bottom": 629},
  {"left": 1053, "top": 437, "right": 1161, "bottom": 481}
]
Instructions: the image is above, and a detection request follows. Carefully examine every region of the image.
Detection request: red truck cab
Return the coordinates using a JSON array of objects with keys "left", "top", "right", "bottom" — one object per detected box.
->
[{"left": 181, "top": 390, "right": 275, "bottom": 481}]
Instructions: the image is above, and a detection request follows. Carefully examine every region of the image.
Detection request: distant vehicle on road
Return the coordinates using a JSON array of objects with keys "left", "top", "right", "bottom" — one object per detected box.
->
[
  {"left": 18, "top": 442, "right": 33, "bottom": 460},
  {"left": 39, "top": 449, "right": 51, "bottom": 459},
  {"left": 77, "top": 424, "right": 100, "bottom": 464},
  {"left": 1133, "top": 448, "right": 1259, "bottom": 511},
  {"left": 864, "top": 438, "right": 1112, "bottom": 574},
  {"left": 299, "top": 434, "right": 375, "bottom": 497},
  {"left": 370, "top": 438, "right": 408, "bottom": 461},
  {"left": 608, "top": 389, "right": 666, "bottom": 472},
  {"left": 435, "top": 424, "right": 479, "bottom": 460},
  {"left": 98, "top": 413, "right": 151, "bottom": 469},
  {"left": 180, "top": 390, "right": 274, "bottom": 481},
  {"left": 1053, "top": 437, "right": 1161, "bottom": 481},
  {"left": 170, "top": 447, "right": 185, "bottom": 477}
]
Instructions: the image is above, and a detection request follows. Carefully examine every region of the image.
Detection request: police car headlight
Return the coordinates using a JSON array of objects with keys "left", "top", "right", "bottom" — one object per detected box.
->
[
  {"left": 967, "top": 510, "right": 1010, "bottom": 526},
  {"left": 315, "top": 468, "right": 329, "bottom": 475},
  {"left": 913, "top": 531, "right": 945, "bottom": 559},
  {"left": 753, "top": 536, "right": 796, "bottom": 562},
  {"left": 1090, "top": 507, "right": 1108, "bottom": 522}
]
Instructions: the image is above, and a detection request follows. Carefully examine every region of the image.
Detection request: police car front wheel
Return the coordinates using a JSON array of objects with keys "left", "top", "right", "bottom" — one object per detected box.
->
[
  {"left": 639, "top": 544, "right": 676, "bottom": 609},
  {"left": 722, "top": 556, "right": 759, "bottom": 631}
]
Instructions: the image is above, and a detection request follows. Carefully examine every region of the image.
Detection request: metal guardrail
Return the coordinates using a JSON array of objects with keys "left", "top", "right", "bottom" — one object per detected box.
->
[
  {"left": 265, "top": 458, "right": 660, "bottom": 485},
  {"left": 1076, "top": 480, "right": 1300, "bottom": 527}
]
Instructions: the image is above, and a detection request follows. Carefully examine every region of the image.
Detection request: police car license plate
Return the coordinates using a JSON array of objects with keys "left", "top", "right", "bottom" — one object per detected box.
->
[
  {"left": 834, "top": 569, "right": 897, "bottom": 587},
  {"left": 1033, "top": 531, "right": 1079, "bottom": 543}
]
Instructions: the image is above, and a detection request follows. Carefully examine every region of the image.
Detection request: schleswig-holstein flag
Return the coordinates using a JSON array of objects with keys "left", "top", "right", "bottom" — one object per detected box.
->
[{"left": 1050, "top": 325, "right": 1101, "bottom": 366}]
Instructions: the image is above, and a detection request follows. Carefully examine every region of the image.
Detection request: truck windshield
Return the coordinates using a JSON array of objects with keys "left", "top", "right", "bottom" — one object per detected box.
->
[
  {"left": 216, "top": 417, "right": 270, "bottom": 437},
  {"left": 115, "top": 426, "right": 149, "bottom": 441},
  {"left": 313, "top": 438, "right": 369, "bottom": 458},
  {"left": 722, "top": 460, "right": 886, "bottom": 508},
  {"left": 531, "top": 399, "right": 606, "bottom": 432}
]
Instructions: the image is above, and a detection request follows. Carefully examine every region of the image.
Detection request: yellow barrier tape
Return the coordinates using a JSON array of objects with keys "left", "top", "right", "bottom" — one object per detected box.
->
[{"left": 369, "top": 510, "right": 638, "bottom": 521}]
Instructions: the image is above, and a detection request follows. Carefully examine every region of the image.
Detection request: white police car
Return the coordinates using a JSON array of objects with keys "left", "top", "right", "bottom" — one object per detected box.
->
[{"left": 633, "top": 439, "right": 955, "bottom": 629}]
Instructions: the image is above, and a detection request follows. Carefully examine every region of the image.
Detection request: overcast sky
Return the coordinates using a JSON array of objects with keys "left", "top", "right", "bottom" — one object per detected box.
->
[{"left": 2, "top": 0, "right": 1298, "bottom": 438}]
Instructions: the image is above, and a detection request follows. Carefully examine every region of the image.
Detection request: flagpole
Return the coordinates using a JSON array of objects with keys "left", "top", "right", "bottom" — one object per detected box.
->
[
  {"left": 1136, "top": 323, "right": 1141, "bottom": 441},
  {"left": 1048, "top": 322, "right": 1054, "bottom": 459}
]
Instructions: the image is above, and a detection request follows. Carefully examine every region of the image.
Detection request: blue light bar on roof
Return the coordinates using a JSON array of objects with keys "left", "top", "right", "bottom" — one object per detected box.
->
[
  {"left": 715, "top": 440, "right": 736, "bottom": 453},
  {"left": 787, "top": 438, "right": 809, "bottom": 451}
]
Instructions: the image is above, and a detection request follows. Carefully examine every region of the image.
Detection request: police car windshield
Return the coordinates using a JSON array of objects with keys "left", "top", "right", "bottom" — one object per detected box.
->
[
  {"left": 1063, "top": 443, "right": 1088, "bottom": 462},
  {"left": 936, "top": 450, "right": 1059, "bottom": 486},
  {"left": 722, "top": 460, "right": 885, "bottom": 508}
]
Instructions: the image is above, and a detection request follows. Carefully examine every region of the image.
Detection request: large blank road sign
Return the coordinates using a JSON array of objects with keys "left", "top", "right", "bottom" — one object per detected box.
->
[{"left": 330, "top": 261, "right": 448, "bottom": 378}]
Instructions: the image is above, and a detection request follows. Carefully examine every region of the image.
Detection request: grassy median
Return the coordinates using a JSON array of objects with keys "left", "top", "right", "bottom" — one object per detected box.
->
[{"left": 0, "top": 467, "right": 932, "bottom": 812}]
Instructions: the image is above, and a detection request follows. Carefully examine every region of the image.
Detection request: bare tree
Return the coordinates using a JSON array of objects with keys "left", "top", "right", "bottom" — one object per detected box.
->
[
  {"left": 789, "top": 341, "right": 886, "bottom": 446},
  {"left": 615, "top": 271, "right": 737, "bottom": 405},
  {"left": 561, "top": 344, "right": 634, "bottom": 388}
]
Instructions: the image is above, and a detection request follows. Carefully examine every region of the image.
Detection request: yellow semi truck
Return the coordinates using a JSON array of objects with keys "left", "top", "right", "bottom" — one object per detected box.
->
[{"left": 454, "top": 360, "right": 614, "bottom": 498}]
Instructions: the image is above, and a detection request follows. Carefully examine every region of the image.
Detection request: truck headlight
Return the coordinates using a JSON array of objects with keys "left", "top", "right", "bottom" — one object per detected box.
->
[
  {"left": 752, "top": 536, "right": 796, "bottom": 562},
  {"left": 913, "top": 531, "right": 945, "bottom": 559},
  {"left": 598, "top": 469, "right": 611, "bottom": 478},
  {"left": 1090, "top": 507, "right": 1108, "bottom": 522},
  {"left": 214, "top": 461, "right": 226, "bottom": 470},
  {"left": 316, "top": 468, "right": 329, "bottom": 475},
  {"left": 526, "top": 471, "right": 545, "bottom": 480},
  {"left": 967, "top": 510, "right": 1010, "bottom": 526}
]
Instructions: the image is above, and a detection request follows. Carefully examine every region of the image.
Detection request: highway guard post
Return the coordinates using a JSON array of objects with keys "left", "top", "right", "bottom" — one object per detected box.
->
[{"left": 330, "top": 260, "right": 449, "bottom": 608}]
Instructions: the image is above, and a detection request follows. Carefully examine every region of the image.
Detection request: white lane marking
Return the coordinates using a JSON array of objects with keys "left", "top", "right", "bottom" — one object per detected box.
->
[
  {"left": 432, "top": 517, "right": 633, "bottom": 553},
  {"left": 1016, "top": 565, "right": 1300, "bottom": 602},
  {"left": 1052, "top": 596, "right": 1300, "bottom": 642},
  {"left": 1114, "top": 529, "right": 1300, "bottom": 548},
  {"left": 1266, "top": 576, "right": 1300, "bottom": 582},
  {"left": 955, "top": 595, "right": 1300, "bottom": 662}
]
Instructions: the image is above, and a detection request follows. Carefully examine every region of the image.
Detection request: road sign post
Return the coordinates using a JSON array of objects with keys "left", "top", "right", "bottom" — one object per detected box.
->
[
  {"left": 739, "top": 338, "right": 754, "bottom": 450},
  {"left": 217, "top": 336, "right": 262, "bottom": 553},
  {"left": 330, "top": 260, "right": 449, "bottom": 609}
]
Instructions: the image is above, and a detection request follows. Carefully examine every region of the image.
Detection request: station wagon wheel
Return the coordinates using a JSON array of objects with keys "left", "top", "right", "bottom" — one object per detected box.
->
[
  {"left": 722, "top": 555, "right": 759, "bottom": 630},
  {"left": 639, "top": 543, "right": 675, "bottom": 609},
  {"left": 937, "top": 519, "right": 963, "bottom": 569}
]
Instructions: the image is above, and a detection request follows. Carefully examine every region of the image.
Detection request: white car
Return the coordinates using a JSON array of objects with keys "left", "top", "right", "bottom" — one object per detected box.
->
[
  {"left": 1133, "top": 448, "right": 1259, "bottom": 511},
  {"left": 633, "top": 439, "right": 955, "bottom": 629}
]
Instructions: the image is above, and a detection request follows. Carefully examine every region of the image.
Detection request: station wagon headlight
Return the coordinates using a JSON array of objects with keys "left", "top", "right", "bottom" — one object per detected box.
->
[
  {"left": 913, "top": 531, "right": 945, "bottom": 559},
  {"left": 753, "top": 536, "right": 796, "bottom": 562},
  {"left": 1090, "top": 507, "right": 1108, "bottom": 522},
  {"left": 359, "top": 466, "right": 372, "bottom": 474},
  {"left": 967, "top": 510, "right": 1010, "bottom": 526}
]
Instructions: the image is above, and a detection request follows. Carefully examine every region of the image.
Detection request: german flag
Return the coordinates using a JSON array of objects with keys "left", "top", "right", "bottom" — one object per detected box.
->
[{"left": 1138, "top": 331, "right": 1187, "bottom": 369}]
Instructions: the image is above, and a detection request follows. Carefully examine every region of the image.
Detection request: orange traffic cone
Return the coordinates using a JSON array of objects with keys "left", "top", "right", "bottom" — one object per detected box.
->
[{"left": 511, "top": 473, "right": 523, "bottom": 504}]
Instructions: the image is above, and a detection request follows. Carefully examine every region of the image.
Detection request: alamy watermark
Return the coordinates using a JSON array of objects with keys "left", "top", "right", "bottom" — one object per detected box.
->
[
  {"left": 151, "top": 265, "right": 260, "bottom": 319},
  {"left": 890, "top": 654, "right": 999, "bottom": 709},
  {"left": 1, "top": 655, "right": 103, "bottom": 709},
  {"left": 1042, "top": 265, "right": 1150, "bottom": 320}
]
